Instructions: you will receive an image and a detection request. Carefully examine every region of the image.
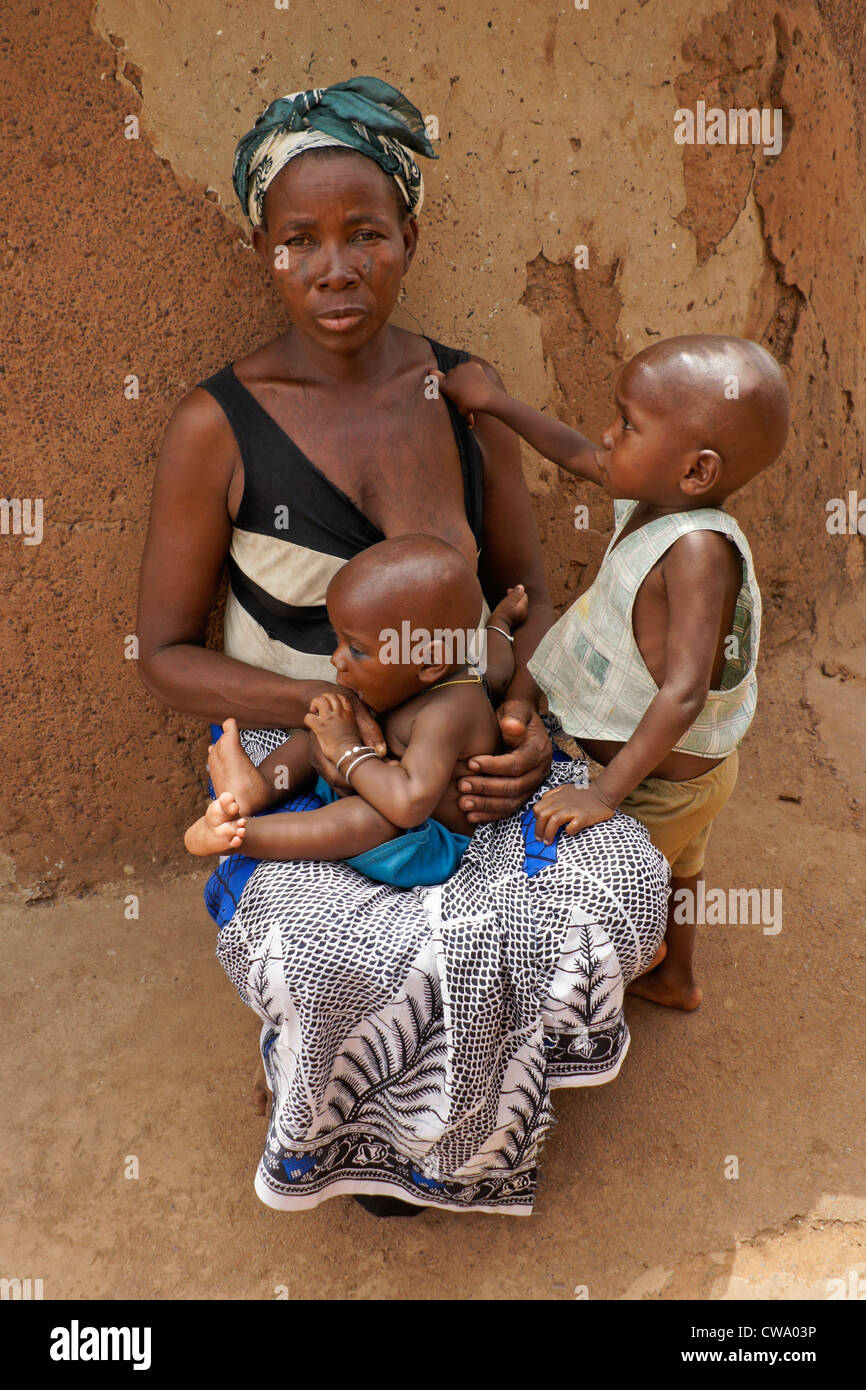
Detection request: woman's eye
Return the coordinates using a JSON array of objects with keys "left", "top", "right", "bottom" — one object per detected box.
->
[
  {"left": 286, "top": 235, "right": 312, "bottom": 247},
  {"left": 354, "top": 230, "right": 381, "bottom": 241}
]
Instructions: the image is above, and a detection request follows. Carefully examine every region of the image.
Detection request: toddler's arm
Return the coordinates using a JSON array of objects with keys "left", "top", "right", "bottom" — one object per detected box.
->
[
  {"left": 432, "top": 362, "right": 604, "bottom": 485},
  {"left": 533, "top": 533, "right": 740, "bottom": 841}
]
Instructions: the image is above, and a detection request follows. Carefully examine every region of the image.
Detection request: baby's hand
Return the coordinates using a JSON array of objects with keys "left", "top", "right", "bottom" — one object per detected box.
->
[
  {"left": 488, "top": 584, "right": 529, "bottom": 636},
  {"left": 304, "top": 692, "right": 364, "bottom": 766},
  {"left": 428, "top": 362, "right": 502, "bottom": 426},
  {"left": 533, "top": 784, "right": 616, "bottom": 844}
]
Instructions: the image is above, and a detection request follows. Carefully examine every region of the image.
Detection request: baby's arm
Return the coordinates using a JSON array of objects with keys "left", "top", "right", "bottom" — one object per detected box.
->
[
  {"left": 432, "top": 362, "right": 604, "bottom": 485},
  {"left": 306, "top": 692, "right": 467, "bottom": 830},
  {"left": 482, "top": 584, "right": 529, "bottom": 699},
  {"left": 534, "top": 534, "right": 737, "bottom": 842}
]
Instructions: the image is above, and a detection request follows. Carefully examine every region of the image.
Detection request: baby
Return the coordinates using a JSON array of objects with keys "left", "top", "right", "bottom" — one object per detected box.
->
[
  {"left": 436, "top": 335, "right": 790, "bottom": 1009},
  {"left": 185, "top": 534, "right": 527, "bottom": 885}
]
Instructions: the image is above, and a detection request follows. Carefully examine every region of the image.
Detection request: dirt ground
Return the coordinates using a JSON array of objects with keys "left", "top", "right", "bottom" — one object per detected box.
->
[
  {"left": 3, "top": 636, "right": 864, "bottom": 1301},
  {"left": 2, "top": 0, "right": 864, "bottom": 1303}
]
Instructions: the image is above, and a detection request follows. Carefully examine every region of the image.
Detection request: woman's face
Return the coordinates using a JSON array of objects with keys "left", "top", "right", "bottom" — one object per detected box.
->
[{"left": 253, "top": 151, "right": 418, "bottom": 353}]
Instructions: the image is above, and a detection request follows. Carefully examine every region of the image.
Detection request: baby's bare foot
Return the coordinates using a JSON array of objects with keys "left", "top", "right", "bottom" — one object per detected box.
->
[
  {"left": 209, "top": 718, "right": 271, "bottom": 816},
  {"left": 184, "top": 792, "right": 247, "bottom": 856}
]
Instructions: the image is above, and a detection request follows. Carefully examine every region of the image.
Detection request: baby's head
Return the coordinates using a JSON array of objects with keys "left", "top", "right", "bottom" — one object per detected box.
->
[
  {"left": 326, "top": 535, "right": 483, "bottom": 712},
  {"left": 596, "top": 335, "right": 790, "bottom": 507}
]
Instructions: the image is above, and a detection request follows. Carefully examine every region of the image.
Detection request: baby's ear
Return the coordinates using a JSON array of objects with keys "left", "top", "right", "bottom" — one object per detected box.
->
[
  {"left": 682, "top": 449, "right": 722, "bottom": 496},
  {"left": 417, "top": 637, "right": 450, "bottom": 686}
]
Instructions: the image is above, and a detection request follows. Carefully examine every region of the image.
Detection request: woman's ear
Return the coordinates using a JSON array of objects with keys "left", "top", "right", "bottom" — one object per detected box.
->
[
  {"left": 252, "top": 225, "right": 271, "bottom": 271},
  {"left": 402, "top": 216, "right": 419, "bottom": 272},
  {"left": 681, "top": 449, "right": 723, "bottom": 497}
]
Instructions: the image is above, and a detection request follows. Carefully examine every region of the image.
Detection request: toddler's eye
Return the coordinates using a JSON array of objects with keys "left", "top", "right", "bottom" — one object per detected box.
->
[
  {"left": 621, "top": 414, "right": 633, "bottom": 431},
  {"left": 349, "top": 645, "right": 366, "bottom": 659}
]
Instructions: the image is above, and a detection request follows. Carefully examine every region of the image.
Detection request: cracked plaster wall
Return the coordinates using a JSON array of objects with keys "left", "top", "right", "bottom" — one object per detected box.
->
[{"left": 2, "top": 0, "right": 863, "bottom": 897}]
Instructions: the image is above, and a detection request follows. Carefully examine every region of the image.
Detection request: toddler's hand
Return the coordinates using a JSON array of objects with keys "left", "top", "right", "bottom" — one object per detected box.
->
[
  {"left": 304, "top": 692, "right": 364, "bottom": 767},
  {"left": 533, "top": 784, "right": 616, "bottom": 844},
  {"left": 428, "top": 362, "right": 502, "bottom": 426}
]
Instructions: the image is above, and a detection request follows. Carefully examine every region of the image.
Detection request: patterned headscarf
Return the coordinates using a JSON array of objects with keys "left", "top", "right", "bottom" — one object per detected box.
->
[{"left": 233, "top": 76, "right": 437, "bottom": 227}]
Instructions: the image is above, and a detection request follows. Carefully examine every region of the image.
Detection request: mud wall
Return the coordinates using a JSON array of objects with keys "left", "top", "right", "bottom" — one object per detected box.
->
[{"left": 2, "top": 0, "right": 863, "bottom": 899}]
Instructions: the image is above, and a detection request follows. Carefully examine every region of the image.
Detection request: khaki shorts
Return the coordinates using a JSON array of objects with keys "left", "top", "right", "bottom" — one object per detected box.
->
[{"left": 553, "top": 732, "right": 739, "bottom": 878}]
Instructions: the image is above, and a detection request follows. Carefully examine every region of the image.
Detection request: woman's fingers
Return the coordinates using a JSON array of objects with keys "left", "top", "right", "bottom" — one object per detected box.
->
[{"left": 350, "top": 696, "right": 386, "bottom": 758}]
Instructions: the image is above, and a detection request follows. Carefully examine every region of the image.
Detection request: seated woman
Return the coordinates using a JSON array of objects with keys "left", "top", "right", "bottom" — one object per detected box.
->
[{"left": 136, "top": 77, "right": 668, "bottom": 1217}]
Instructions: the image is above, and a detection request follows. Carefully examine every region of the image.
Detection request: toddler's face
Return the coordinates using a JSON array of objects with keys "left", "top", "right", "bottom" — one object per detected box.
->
[
  {"left": 327, "top": 592, "right": 423, "bottom": 713},
  {"left": 597, "top": 362, "right": 691, "bottom": 504}
]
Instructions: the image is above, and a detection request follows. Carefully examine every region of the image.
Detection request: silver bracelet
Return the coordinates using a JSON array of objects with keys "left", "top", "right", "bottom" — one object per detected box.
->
[
  {"left": 487, "top": 624, "right": 514, "bottom": 643},
  {"left": 336, "top": 744, "right": 375, "bottom": 775},
  {"left": 344, "top": 750, "right": 380, "bottom": 785}
]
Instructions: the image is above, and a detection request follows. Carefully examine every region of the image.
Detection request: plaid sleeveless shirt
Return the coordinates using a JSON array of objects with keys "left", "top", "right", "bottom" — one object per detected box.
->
[{"left": 528, "top": 499, "right": 761, "bottom": 758}]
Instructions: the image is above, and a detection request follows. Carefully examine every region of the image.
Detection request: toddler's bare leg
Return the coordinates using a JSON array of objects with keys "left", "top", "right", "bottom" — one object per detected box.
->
[
  {"left": 241, "top": 791, "right": 400, "bottom": 862},
  {"left": 209, "top": 718, "right": 314, "bottom": 816},
  {"left": 627, "top": 871, "right": 702, "bottom": 1010}
]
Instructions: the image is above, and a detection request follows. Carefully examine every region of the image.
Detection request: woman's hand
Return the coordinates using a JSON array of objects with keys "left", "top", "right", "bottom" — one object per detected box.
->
[
  {"left": 457, "top": 700, "right": 553, "bottom": 823},
  {"left": 532, "top": 784, "right": 616, "bottom": 845}
]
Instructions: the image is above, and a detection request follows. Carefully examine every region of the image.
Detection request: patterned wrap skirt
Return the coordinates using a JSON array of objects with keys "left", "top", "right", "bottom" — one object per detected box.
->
[{"left": 207, "top": 730, "right": 669, "bottom": 1215}]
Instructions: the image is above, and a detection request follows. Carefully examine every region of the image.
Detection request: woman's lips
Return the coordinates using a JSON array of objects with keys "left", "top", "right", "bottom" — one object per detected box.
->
[{"left": 315, "top": 309, "right": 366, "bottom": 332}]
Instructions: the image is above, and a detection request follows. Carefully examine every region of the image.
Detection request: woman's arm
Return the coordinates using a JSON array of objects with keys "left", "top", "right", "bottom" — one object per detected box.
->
[
  {"left": 136, "top": 390, "right": 367, "bottom": 732},
  {"left": 457, "top": 357, "right": 556, "bottom": 822}
]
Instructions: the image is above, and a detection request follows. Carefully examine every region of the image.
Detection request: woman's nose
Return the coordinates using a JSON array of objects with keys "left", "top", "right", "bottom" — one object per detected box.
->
[{"left": 314, "top": 246, "right": 360, "bottom": 291}]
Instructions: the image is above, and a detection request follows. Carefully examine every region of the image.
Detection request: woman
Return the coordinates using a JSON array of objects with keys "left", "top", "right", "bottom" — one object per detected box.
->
[{"left": 137, "top": 78, "right": 667, "bottom": 1216}]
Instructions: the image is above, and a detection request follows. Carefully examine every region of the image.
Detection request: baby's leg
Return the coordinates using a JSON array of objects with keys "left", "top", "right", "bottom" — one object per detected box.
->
[
  {"left": 209, "top": 718, "right": 314, "bottom": 816},
  {"left": 240, "top": 792, "right": 400, "bottom": 863}
]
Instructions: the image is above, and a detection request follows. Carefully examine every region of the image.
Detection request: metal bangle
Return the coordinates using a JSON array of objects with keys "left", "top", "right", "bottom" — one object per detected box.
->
[
  {"left": 344, "top": 751, "right": 380, "bottom": 785},
  {"left": 487, "top": 624, "right": 514, "bottom": 643},
  {"left": 336, "top": 744, "right": 374, "bottom": 775}
]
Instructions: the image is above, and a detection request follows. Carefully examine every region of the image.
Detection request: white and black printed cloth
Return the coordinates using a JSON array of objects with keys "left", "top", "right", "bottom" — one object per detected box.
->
[{"left": 209, "top": 730, "right": 669, "bottom": 1215}]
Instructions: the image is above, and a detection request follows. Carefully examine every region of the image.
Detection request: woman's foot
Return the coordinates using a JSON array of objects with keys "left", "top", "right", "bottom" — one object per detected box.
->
[
  {"left": 184, "top": 792, "right": 247, "bottom": 856},
  {"left": 252, "top": 1058, "right": 270, "bottom": 1117},
  {"left": 209, "top": 718, "right": 272, "bottom": 816},
  {"left": 352, "top": 1195, "right": 425, "bottom": 1218},
  {"left": 627, "top": 954, "right": 703, "bottom": 1011}
]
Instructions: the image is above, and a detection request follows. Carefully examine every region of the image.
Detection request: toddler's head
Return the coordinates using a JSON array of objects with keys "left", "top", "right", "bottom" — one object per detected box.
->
[
  {"left": 596, "top": 334, "right": 790, "bottom": 508},
  {"left": 325, "top": 535, "right": 483, "bottom": 712}
]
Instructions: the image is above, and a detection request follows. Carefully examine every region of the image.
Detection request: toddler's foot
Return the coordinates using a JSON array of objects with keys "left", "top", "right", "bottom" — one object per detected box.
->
[
  {"left": 209, "top": 718, "right": 271, "bottom": 816},
  {"left": 184, "top": 792, "right": 247, "bottom": 856},
  {"left": 488, "top": 584, "right": 529, "bottom": 636},
  {"left": 627, "top": 954, "right": 703, "bottom": 1011}
]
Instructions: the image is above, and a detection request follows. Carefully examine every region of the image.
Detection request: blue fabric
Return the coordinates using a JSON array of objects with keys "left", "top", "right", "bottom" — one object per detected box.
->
[{"left": 312, "top": 776, "right": 470, "bottom": 889}]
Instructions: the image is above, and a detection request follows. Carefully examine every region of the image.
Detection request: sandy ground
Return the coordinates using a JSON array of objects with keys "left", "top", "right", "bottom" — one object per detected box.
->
[{"left": 2, "top": 639, "right": 865, "bottom": 1301}]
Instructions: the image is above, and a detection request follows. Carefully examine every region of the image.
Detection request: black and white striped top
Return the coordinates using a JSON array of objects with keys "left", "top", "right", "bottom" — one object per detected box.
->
[{"left": 199, "top": 338, "right": 485, "bottom": 681}]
